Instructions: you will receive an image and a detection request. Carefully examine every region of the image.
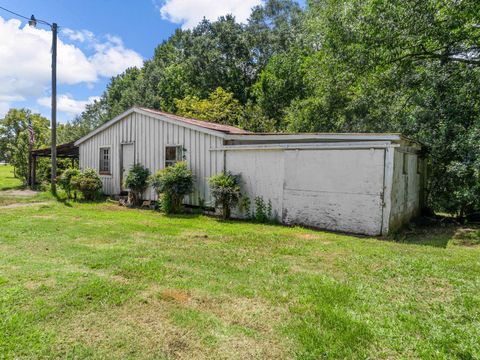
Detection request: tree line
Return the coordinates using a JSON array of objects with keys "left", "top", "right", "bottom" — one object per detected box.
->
[{"left": 1, "top": 0, "right": 479, "bottom": 217}]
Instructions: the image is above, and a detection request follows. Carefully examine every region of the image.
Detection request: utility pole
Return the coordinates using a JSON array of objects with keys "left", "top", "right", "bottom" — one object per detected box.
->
[
  {"left": 0, "top": 8, "right": 58, "bottom": 193},
  {"left": 28, "top": 15, "right": 58, "bottom": 194},
  {"left": 51, "top": 23, "right": 57, "bottom": 194}
]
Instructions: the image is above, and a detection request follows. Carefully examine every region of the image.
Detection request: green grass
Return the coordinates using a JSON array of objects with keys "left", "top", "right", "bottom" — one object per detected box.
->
[
  {"left": 0, "top": 165, "right": 23, "bottom": 190},
  {"left": 0, "top": 167, "right": 479, "bottom": 359}
]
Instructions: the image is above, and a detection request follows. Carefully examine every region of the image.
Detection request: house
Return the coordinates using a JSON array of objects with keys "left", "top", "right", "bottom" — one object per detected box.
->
[{"left": 74, "top": 107, "right": 425, "bottom": 236}]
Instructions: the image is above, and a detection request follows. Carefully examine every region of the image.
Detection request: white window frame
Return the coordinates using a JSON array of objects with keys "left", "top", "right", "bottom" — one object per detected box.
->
[
  {"left": 165, "top": 145, "right": 184, "bottom": 167},
  {"left": 99, "top": 147, "right": 111, "bottom": 175}
]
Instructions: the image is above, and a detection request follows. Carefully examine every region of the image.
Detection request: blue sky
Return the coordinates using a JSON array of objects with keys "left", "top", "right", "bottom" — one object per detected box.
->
[{"left": 0, "top": 0, "right": 268, "bottom": 122}]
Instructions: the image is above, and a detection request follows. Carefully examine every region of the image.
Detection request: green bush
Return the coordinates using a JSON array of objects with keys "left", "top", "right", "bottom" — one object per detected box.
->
[
  {"left": 72, "top": 168, "right": 103, "bottom": 201},
  {"left": 124, "top": 164, "right": 150, "bottom": 206},
  {"left": 253, "top": 196, "right": 273, "bottom": 223},
  {"left": 208, "top": 172, "right": 241, "bottom": 219},
  {"left": 58, "top": 168, "right": 80, "bottom": 199},
  {"left": 150, "top": 162, "right": 194, "bottom": 213}
]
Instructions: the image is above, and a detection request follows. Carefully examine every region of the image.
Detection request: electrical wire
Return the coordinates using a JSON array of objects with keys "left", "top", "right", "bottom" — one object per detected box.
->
[
  {"left": 0, "top": 5, "right": 31, "bottom": 21},
  {"left": 0, "top": 5, "right": 53, "bottom": 26}
]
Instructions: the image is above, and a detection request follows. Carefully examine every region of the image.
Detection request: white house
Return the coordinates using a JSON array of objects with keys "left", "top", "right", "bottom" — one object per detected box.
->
[{"left": 74, "top": 107, "right": 425, "bottom": 236}]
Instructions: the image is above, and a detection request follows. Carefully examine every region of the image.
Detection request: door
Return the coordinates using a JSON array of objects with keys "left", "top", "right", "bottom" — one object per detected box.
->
[{"left": 121, "top": 143, "right": 134, "bottom": 191}]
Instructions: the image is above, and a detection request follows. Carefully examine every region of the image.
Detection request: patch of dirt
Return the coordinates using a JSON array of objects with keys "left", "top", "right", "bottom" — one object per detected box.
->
[
  {"left": 296, "top": 233, "right": 321, "bottom": 240},
  {"left": 160, "top": 289, "right": 191, "bottom": 303},
  {"left": 97, "top": 204, "right": 130, "bottom": 212},
  {"left": 0, "top": 202, "right": 50, "bottom": 209},
  {"left": 31, "top": 214, "right": 54, "bottom": 219},
  {"left": 24, "top": 277, "right": 57, "bottom": 290},
  {"left": 3, "top": 189, "right": 39, "bottom": 197}
]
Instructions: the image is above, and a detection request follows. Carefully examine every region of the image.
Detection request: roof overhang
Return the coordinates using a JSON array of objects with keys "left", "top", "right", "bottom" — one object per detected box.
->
[
  {"left": 225, "top": 133, "right": 402, "bottom": 142},
  {"left": 31, "top": 141, "right": 79, "bottom": 158}
]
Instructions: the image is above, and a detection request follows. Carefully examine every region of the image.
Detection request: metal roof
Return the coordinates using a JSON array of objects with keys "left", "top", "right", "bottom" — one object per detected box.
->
[
  {"left": 74, "top": 107, "right": 421, "bottom": 147},
  {"left": 31, "top": 141, "right": 79, "bottom": 158},
  {"left": 138, "top": 107, "right": 251, "bottom": 135}
]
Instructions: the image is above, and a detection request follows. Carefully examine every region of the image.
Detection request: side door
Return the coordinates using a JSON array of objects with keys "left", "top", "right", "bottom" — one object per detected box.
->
[{"left": 121, "top": 143, "right": 135, "bottom": 192}]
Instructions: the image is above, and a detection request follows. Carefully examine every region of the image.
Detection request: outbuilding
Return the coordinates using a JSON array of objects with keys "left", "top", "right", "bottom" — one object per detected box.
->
[{"left": 74, "top": 107, "right": 425, "bottom": 236}]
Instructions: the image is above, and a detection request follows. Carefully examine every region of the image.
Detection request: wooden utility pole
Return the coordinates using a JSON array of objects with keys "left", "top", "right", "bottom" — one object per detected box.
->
[{"left": 51, "top": 22, "right": 57, "bottom": 194}]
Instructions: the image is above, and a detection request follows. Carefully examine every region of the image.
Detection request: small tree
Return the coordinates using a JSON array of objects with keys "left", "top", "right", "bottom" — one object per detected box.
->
[
  {"left": 208, "top": 172, "right": 241, "bottom": 219},
  {"left": 58, "top": 168, "right": 80, "bottom": 199},
  {"left": 72, "top": 168, "right": 103, "bottom": 201},
  {"left": 124, "top": 164, "right": 150, "bottom": 206},
  {"left": 150, "top": 162, "right": 194, "bottom": 213}
]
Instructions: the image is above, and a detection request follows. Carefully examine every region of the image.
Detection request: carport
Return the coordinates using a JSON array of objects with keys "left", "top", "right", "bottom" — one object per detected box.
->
[{"left": 29, "top": 141, "right": 79, "bottom": 187}]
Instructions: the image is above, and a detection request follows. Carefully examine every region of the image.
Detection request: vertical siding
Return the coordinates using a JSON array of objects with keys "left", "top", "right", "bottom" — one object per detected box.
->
[
  {"left": 388, "top": 149, "right": 422, "bottom": 231},
  {"left": 79, "top": 112, "right": 225, "bottom": 204}
]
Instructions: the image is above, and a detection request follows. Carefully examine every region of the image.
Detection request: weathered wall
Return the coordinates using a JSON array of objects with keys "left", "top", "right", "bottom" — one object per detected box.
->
[
  {"left": 79, "top": 112, "right": 224, "bottom": 205},
  {"left": 282, "top": 149, "right": 385, "bottom": 235},
  {"left": 226, "top": 147, "right": 386, "bottom": 235},
  {"left": 225, "top": 150, "right": 285, "bottom": 219},
  {"left": 388, "top": 149, "right": 422, "bottom": 232}
]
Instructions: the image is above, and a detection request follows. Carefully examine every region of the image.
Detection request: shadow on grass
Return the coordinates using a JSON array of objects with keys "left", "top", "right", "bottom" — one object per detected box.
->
[
  {"left": 392, "top": 216, "right": 480, "bottom": 248},
  {"left": 51, "top": 192, "right": 73, "bottom": 207}
]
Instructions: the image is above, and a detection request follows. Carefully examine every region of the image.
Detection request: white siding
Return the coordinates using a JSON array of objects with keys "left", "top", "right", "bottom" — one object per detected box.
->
[
  {"left": 226, "top": 150, "right": 285, "bottom": 219},
  {"left": 226, "top": 147, "right": 386, "bottom": 236},
  {"left": 79, "top": 112, "right": 225, "bottom": 205}
]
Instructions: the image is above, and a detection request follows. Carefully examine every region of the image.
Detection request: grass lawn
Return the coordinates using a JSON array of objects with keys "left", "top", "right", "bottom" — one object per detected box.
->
[
  {"left": 0, "top": 165, "right": 23, "bottom": 190},
  {"left": 0, "top": 167, "right": 479, "bottom": 359}
]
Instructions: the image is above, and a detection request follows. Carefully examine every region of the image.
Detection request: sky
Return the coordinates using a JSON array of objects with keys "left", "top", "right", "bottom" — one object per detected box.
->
[{"left": 0, "top": 0, "right": 268, "bottom": 123}]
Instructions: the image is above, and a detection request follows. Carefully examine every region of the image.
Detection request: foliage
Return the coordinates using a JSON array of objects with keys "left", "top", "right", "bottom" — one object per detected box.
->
[
  {"left": 208, "top": 172, "right": 242, "bottom": 219},
  {"left": 175, "top": 87, "right": 244, "bottom": 126},
  {"left": 253, "top": 196, "right": 273, "bottom": 223},
  {"left": 72, "top": 168, "right": 103, "bottom": 201},
  {"left": 58, "top": 168, "right": 80, "bottom": 199},
  {"left": 124, "top": 164, "right": 151, "bottom": 206},
  {"left": 150, "top": 162, "right": 194, "bottom": 213},
  {"left": 239, "top": 196, "right": 252, "bottom": 218},
  {"left": 0, "top": 109, "right": 50, "bottom": 184}
]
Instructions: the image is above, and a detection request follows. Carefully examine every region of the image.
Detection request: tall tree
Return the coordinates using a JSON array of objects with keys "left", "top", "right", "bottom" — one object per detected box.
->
[{"left": 0, "top": 109, "right": 50, "bottom": 183}]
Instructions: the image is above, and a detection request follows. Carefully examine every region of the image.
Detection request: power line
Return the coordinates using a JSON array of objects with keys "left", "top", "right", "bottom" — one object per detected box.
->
[
  {"left": 0, "top": 5, "right": 31, "bottom": 21},
  {"left": 0, "top": 5, "right": 54, "bottom": 27}
]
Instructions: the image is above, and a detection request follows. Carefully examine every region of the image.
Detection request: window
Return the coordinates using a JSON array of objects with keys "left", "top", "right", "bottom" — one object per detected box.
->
[
  {"left": 402, "top": 153, "right": 408, "bottom": 175},
  {"left": 99, "top": 147, "right": 111, "bottom": 174},
  {"left": 165, "top": 145, "right": 183, "bottom": 167}
]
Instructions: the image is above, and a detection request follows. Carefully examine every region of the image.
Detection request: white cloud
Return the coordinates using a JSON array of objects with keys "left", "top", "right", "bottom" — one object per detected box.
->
[
  {"left": 158, "top": 0, "right": 262, "bottom": 29},
  {"left": 91, "top": 36, "right": 144, "bottom": 77},
  {"left": 38, "top": 94, "right": 100, "bottom": 115},
  {"left": 0, "top": 17, "right": 143, "bottom": 113},
  {"left": 62, "top": 28, "right": 95, "bottom": 43}
]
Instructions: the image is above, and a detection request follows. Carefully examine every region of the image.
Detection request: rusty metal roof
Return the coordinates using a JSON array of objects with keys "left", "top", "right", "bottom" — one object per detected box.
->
[{"left": 138, "top": 107, "right": 251, "bottom": 135}]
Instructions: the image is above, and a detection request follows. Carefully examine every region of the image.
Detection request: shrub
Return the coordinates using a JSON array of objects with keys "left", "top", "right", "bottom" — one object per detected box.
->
[
  {"left": 208, "top": 172, "right": 241, "bottom": 219},
  {"left": 239, "top": 196, "right": 251, "bottom": 218},
  {"left": 72, "top": 168, "right": 103, "bottom": 201},
  {"left": 150, "top": 162, "right": 194, "bottom": 213},
  {"left": 58, "top": 168, "right": 80, "bottom": 199},
  {"left": 253, "top": 196, "right": 273, "bottom": 223},
  {"left": 124, "top": 164, "right": 150, "bottom": 206}
]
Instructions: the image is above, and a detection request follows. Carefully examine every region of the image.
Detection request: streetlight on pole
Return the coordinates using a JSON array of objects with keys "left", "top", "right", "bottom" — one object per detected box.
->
[{"left": 28, "top": 15, "right": 58, "bottom": 194}]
